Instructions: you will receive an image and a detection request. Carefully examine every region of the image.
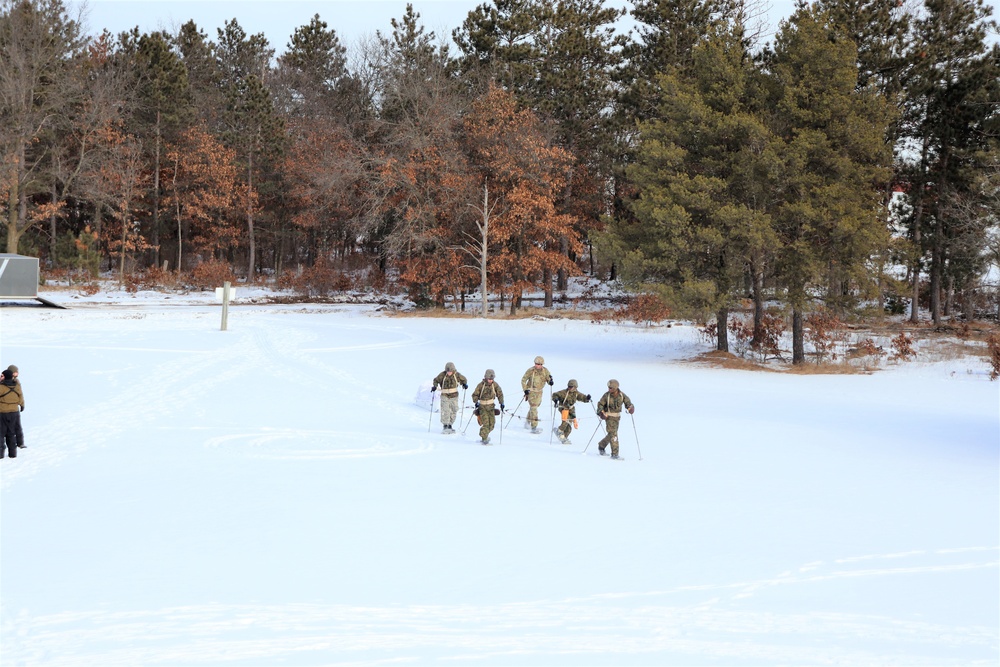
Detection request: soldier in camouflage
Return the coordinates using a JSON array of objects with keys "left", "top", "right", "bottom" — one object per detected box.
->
[
  {"left": 520, "top": 355, "right": 553, "bottom": 433},
  {"left": 471, "top": 369, "right": 505, "bottom": 445},
  {"left": 431, "top": 362, "right": 468, "bottom": 434},
  {"left": 596, "top": 379, "right": 634, "bottom": 459},
  {"left": 551, "top": 379, "right": 590, "bottom": 444}
]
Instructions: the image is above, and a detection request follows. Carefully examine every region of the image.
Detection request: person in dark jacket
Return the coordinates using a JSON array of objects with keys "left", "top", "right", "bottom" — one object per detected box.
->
[{"left": 0, "top": 367, "right": 25, "bottom": 458}]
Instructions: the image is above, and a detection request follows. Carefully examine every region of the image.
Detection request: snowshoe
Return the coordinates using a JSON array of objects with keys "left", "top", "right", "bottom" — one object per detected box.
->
[
  {"left": 531, "top": 427, "right": 543, "bottom": 434},
  {"left": 598, "top": 449, "right": 607, "bottom": 456}
]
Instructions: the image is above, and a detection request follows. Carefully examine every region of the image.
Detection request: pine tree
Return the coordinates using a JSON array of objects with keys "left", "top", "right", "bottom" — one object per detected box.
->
[
  {"left": 131, "top": 30, "right": 193, "bottom": 267},
  {"left": 766, "top": 6, "right": 893, "bottom": 363},
  {"left": 621, "top": 0, "right": 737, "bottom": 123},
  {"left": 174, "top": 21, "right": 224, "bottom": 130},
  {"left": 216, "top": 19, "right": 283, "bottom": 279},
  {"left": 274, "top": 14, "right": 355, "bottom": 121},
  {"left": 604, "top": 26, "right": 779, "bottom": 351},
  {"left": 900, "top": 0, "right": 998, "bottom": 323}
]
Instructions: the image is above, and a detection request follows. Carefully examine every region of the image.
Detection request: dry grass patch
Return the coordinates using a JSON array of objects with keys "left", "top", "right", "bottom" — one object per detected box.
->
[
  {"left": 785, "top": 361, "right": 865, "bottom": 375},
  {"left": 389, "top": 305, "right": 602, "bottom": 320},
  {"left": 689, "top": 350, "right": 775, "bottom": 372}
]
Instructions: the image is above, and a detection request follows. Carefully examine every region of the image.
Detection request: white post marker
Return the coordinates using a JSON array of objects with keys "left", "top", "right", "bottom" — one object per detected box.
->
[{"left": 216, "top": 281, "right": 236, "bottom": 331}]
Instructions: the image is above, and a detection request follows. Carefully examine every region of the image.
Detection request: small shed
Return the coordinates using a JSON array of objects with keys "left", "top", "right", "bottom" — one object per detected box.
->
[{"left": 0, "top": 254, "right": 62, "bottom": 307}]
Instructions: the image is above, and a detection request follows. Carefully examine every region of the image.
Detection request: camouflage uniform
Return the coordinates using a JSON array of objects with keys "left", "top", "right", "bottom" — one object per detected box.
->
[
  {"left": 432, "top": 363, "right": 468, "bottom": 433},
  {"left": 551, "top": 380, "right": 590, "bottom": 443},
  {"left": 520, "top": 356, "right": 553, "bottom": 432},
  {"left": 596, "top": 380, "right": 634, "bottom": 458},
  {"left": 471, "top": 370, "right": 505, "bottom": 444}
]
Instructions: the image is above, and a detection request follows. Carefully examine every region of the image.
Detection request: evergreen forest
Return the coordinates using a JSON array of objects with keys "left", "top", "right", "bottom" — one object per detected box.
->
[{"left": 2, "top": 0, "right": 998, "bottom": 362}]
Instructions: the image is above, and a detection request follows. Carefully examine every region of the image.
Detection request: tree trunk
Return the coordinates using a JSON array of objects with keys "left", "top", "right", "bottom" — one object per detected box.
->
[
  {"left": 50, "top": 181, "right": 58, "bottom": 259},
  {"left": 247, "top": 152, "right": 256, "bottom": 281},
  {"left": 716, "top": 307, "right": 729, "bottom": 353},
  {"left": 173, "top": 155, "right": 182, "bottom": 273},
  {"left": 480, "top": 182, "right": 489, "bottom": 318},
  {"left": 930, "top": 213, "right": 942, "bottom": 324},
  {"left": 557, "top": 235, "right": 568, "bottom": 291},
  {"left": 543, "top": 267, "right": 553, "bottom": 308},
  {"left": 910, "top": 138, "right": 928, "bottom": 324},
  {"left": 94, "top": 201, "right": 104, "bottom": 270},
  {"left": 944, "top": 274, "right": 954, "bottom": 318},
  {"left": 6, "top": 163, "right": 23, "bottom": 253},
  {"left": 119, "top": 204, "right": 129, "bottom": 286},
  {"left": 152, "top": 112, "right": 162, "bottom": 267},
  {"left": 751, "top": 262, "right": 765, "bottom": 347},
  {"left": 792, "top": 309, "right": 805, "bottom": 364}
]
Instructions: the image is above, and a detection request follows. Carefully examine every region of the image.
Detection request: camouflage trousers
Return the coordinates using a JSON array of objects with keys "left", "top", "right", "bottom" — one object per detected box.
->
[
  {"left": 557, "top": 409, "right": 576, "bottom": 439},
  {"left": 598, "top": 417, "right": 622, "bottom": 456},
  {"left": 478, "top": 405, "right": 497, "bottom": 442},
  {"left": 439, "top": 392, "right": 459, "bottom": 427},
  {"left": 526, "top": 390, "right": 545, "bottom": 428}
]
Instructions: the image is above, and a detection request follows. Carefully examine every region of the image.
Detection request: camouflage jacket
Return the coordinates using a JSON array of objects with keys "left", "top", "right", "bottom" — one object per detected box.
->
[
  {"left": 597, "top": 390, "right": 633, "bottom": 418},
  {"left": 432, "top": 370, "right": 468, "bottom": 394},
  {"left": 472, "top": 380, "right": 504, "bottom": 406},
  {"left": 552, "top": 387, "right": 587, "bottom": 418},
  {"left": 521, "top": 366, "right": 552, "bottom": 393}
]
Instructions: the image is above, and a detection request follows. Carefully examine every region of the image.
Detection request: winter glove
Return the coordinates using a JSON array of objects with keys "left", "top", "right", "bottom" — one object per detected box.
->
[
  {"left": 430, "top": 385, "right": 436, "bottom": 393},
  {"left": 552, "top": 396, "right": 559, "bottom": 405},
  {"left": 598, "top": 411, "right": 606, "bottom": 420},
  {"left": 500, "top": 404, "right": 505, "bottom": 411},
  {"left": 585, "top": 394, "right": 591, "bottom": 402},
  {"left": 462, "top": 383, "right": 468, "bottom": 390},
  {"left": 20, "top": 405, "right": 24, "bottom": 412},
  {"left": 548, "top": 377, "right": 554, "bottom": 386},
  {"left": 524, "top": 389, "right": 530, "bottom": 398},
  {"left": 628, "top": 406, "right": 635, "bottom": 414},
  {"left": 474, "top": 402, "right": 480, "bottom": 409}
]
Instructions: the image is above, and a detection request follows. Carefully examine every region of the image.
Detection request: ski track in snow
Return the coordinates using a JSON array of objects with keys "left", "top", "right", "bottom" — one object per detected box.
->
[
  {"left": 1, "top": 312, "right": 434, "bottom": 489},
  {"left": 3, "top": 546, "right": 996, "bottom": 665},
  {"left": 4, "top": 572, "right": 997, "bottom": 666},
  {"left": 203, "top": 429, "right": 434, "bottom": 460},
  {"left": 1, "top": 305, "right": 997, "bottom": 665}
]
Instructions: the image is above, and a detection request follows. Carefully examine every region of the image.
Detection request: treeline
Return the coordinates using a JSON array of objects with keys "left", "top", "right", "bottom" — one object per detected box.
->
[{"left": 1, "top": 0, "right": 998, "bottom": 356}]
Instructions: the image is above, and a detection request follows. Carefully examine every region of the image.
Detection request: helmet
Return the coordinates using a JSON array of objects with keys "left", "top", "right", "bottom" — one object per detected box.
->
[
  {"left": 607, "top": 379, "right": 620, "bottom": 389},
  {"left": 445, "top": 362, "right": 456, "bottom": 372},
  {"left": 534, "top": 355, "right": 544, "bottom": 365},
  {"left": 484, "top": 369, "right": 495, "bottom": 379},
  {"left": 568, "top": 379, "right": 578, "bottom": 388}
]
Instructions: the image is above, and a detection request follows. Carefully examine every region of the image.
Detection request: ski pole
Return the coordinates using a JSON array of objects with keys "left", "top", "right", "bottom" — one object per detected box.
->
[
  {"left": 581, "top": 418, "right": 603, "bottom": 454},
  {"left": 458, "top": 386, "right": 467, "bottom": 432},
  {"left": 462, "top": 405, "right": 476, "bottom": 435},
  {"left": 503, "top": 395, "right": 525, "bottom": 430},
  {"left": 548, "top": 396, "right": 556, "bottom": 445},
  {"left": 498, "top": 407, "right": 503, "bottom": 445},
  {"left": 427, "top": 389, "right": 436, "bottom": 432},
  {"left": 630, "top": 411, "right": 642, "bottom": 460}
]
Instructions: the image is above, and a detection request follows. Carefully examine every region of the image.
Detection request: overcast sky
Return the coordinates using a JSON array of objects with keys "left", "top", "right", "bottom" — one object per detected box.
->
[{"left": 72, "top": 0, "right": 802, "bottom": 57}]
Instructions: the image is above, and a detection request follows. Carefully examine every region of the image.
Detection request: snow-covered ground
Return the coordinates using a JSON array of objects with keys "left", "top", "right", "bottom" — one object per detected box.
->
[{"left": 0, "top": 291, "right": 997, "bottom": 666}]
